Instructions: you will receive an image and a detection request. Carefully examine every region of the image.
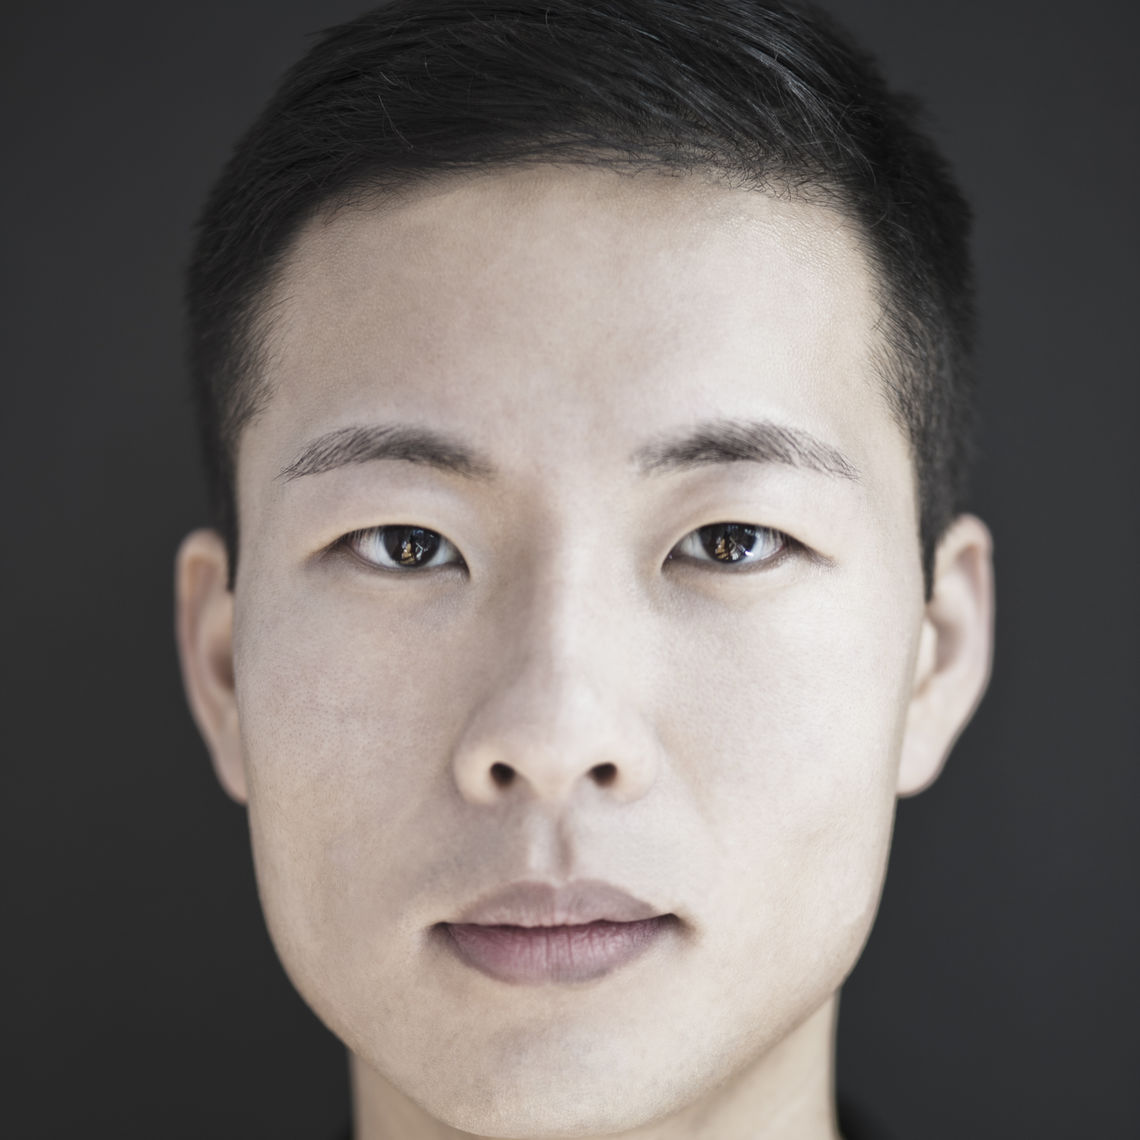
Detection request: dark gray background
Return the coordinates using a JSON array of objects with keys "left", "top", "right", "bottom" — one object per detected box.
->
[{"left": 4, "top": 1, "right": 1137, "bottom": 1136}]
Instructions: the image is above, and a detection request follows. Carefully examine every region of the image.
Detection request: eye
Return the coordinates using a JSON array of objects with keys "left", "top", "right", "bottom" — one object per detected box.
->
[
  {"left": 669, "top": 522, "right": 791, "bottom": 570},
  {"left": 339, "top": 525, "right": 464, "bottom": 572}
]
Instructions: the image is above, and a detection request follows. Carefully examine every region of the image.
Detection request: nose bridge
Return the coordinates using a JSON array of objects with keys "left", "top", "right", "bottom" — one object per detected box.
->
[
  {"left": 451, "top": 551, "right": 660, "bottom": 806},
  {"left": 502, "top": 571, "right": 615, "bottom": 742}
]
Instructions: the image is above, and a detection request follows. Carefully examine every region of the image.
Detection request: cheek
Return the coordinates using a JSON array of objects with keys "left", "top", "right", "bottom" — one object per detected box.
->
[
  {"left": 235, "top": 567, "right": 470, "bottom": 775},
  {"left": 663, "top": 575, "right": 914, "bottom": 951},
  {"left": 232, "top": 583, "right": 467, "bottom": 962}
]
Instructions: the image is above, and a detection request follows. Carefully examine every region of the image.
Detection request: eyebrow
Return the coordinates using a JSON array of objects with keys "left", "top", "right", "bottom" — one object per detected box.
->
[
  {"left": 277, "top": 417, "right": 859, "bottom": 484},
  {"left": 633, "top": 418, "right": 860, "bottom": 481},
  {"left": 278, "top": 424, "right": 496, "bottom": 482}
]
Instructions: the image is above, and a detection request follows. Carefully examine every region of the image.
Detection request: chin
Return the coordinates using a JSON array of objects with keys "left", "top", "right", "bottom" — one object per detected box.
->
[
  {"left": 412, "top": 1078, "right": 675, "bottom": 1140},
  {"left": 355, "top": 1018, "right": 707, "bottom": 1140}
]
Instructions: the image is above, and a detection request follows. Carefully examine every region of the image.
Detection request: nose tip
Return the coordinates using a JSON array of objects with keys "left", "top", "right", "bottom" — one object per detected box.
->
[{"left": 451, "top": 683, "right": 660, "bottom": 807}]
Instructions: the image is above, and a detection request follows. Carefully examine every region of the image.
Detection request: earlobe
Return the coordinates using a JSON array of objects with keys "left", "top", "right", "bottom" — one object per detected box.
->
[
  {"left": 898, "top": 514, "right": 995, "bottom": 797},
  {"left": 174, "top": 529, "right": 247, "bottom": 803}
]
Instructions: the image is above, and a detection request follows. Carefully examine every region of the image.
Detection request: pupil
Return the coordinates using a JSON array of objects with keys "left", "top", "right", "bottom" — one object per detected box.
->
[
  {"left": 705, "top": 524, "right": 759, "bottom": 562},
  {"left": 383, "top": 526, "right": 439, "bottom": 567}
]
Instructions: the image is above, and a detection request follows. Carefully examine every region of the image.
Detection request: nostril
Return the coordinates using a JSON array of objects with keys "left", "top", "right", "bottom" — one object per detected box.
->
[
  {"left": 592, "top": 762, "right": 617, "bottom": 787},
  {"left": 489, "top": 761, "right": 617, "bottom": 789},
  {"left": 490, "top": 762, "right": 515, "bottom": 788}
]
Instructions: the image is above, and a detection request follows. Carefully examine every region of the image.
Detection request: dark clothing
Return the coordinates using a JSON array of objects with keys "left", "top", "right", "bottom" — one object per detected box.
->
[{"left": 837, "top": 1098, "right": 898, "bottom": 1140}]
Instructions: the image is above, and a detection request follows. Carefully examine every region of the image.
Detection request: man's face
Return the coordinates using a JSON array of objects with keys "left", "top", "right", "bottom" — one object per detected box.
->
[{"left": 221, "top": 167, "right": 933, "bottom": 1132}]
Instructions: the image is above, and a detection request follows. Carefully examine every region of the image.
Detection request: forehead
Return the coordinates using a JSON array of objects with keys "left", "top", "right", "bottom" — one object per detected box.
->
[{"left": 244, "top": 165, "right": 910, "bottom": 518}]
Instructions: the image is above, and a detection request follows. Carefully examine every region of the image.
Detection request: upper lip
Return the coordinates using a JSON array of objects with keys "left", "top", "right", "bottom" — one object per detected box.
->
[{"left": 448, "top": 879, "right": 666, "bottom": 927}]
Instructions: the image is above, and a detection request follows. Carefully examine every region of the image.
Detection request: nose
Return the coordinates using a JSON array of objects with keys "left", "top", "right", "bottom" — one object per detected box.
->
[{"left": 450, "top": 573, "right": 663, "bottom": 808}]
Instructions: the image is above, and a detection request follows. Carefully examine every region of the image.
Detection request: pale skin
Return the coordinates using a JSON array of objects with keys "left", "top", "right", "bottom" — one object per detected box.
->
[{"left": 176, "top": 166, "right": 994, "bottom": 1139}]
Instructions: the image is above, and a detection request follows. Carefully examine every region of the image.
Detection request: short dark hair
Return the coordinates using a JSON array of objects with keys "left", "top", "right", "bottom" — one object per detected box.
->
[{"left": 187, "top": 0, "right": 976, "bottom": 596}]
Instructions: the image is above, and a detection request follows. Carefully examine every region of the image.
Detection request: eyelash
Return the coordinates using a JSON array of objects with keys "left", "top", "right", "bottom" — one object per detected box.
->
[{"left": 334, "top": 522, "right": 801, "bottom": 575}]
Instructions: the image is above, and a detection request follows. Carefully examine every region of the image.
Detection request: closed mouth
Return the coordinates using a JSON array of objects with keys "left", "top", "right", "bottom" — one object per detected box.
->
[{"left": 438, "top": 913, "right": 678, "bottom": 984}]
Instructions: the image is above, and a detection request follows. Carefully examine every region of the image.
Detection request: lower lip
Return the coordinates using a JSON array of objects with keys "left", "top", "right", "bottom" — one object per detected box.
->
[{"left": 440, "top": 916, "right": 675, "bottom": 984}]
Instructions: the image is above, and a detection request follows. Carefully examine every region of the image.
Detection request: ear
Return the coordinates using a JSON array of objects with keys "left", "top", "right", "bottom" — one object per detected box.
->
[
  {"left": 174, "top": 529, "right": 247, "bottom": 803},
  {"left": 898, "top": 513, "right": 995, "bottom": 798}
]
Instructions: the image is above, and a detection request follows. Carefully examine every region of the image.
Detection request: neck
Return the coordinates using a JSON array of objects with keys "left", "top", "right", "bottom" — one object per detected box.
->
[{"left": 349, "top": 993, "right": 842, "bottom": 1140}]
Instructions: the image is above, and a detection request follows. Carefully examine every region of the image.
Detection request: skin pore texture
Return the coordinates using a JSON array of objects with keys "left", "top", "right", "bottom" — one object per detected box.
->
[{"left": 176, "top": 166, "right": 994, "bottom": 1140}]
